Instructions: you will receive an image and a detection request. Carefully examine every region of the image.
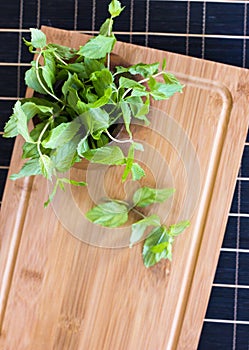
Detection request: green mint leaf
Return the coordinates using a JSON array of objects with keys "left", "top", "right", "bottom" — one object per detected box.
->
[
  {"left": 10, "top": 158, "right": 42, "bottom": 180},
  {"left": 41, "top": 66, "right": 55, "bottom": 93},
  {"left": 150, "top": 241, "right": 170, "bottom": 254},
  {"left": 125, "top": 96, "right": 150, "bottom": 125},
  {"left": 133, "top": 186, "right": 175, "bottom": 208},
  {"left": 88, "top": 88, "right": 113, "bottom": 109},
  {"left": 47, "top": 43, "right": 77, "bottom": 61},
  {"left": 21, "top": 96, "right": 59, "bottom": 110},
  {"left": 3, "top": 102, "right": 53, "bottom": 140},
  {"left": 142, "top": 226, "right": 171, "bottom": 267},
  {"left": 67, "top": 88, "right": 83, "bottom": 114},
  {"left": 162, "top": 58, "right": 166, "bottom": 70},
  {"left": 22, "top": 121, "right": 51, "bottom": 159},
  {"left": 25, "top": 66, "right": 47, "bottom": 94},
  {"left": 44, "top": 180, "right": 59, "bottom": 208},
  {"left": 148, "top": 74, "right": 183, "bottom": 101},
  {"left": 76, "top": 133, "right": 90, "bottom": 157},
  {"left": 51, "top": 133, "right": 82, "bottom": 172},
  {"left": 3, "top": 113, "right": 18, "bottom": 138},
  {"left": 122, "top": 142, "right": 135, "bottom": 182},
  {"left": 122, "top": 142, "right": 145, "bottom": 182},
  {"left": 79, "top": 108, "right": 110, "bottom": 139},
  {"left": 162, "top": 72, "right": 183, "bottom": 96},
  {"left": 23, "top": 37, "right": 33, "bottom": 50},
  {"left": 58, "top": 62, "right": 88, "bottom": 80},
  {"left": 116, "top": 62, "right": 159, "bottom": 78},
  {"left": 133, "top": 142, "right": 144, "bottom": 151},
  {"left": 130, "top": 214, "right": 160, "bottom": 247},
  {"left": 163, "top": 72, "right": 181, "bottom": 85},
  {"left": 132, "top": 94, "right": 150, "bottom": 118},
  {"left": 22, "top": 141, "right": 39, "bottom": 159},
  {"left": 108, "top": 0, "right": 125, "bottom": 17},
  {"left": 22, "top": 102, "right": 54, "bottom": 120},
  {"left": 29, "top": 121, "right": 49, "bottom": 140},
  {"left": 90, "top": 69, "right": 113, "bottom": 97},
  {"left": 78, "top": 35, "right": 116, "bottom": 59},
  {"left": 130, "top": 89, "right": 148, "bottom": 98},
  {"left": 77, "top": 87, "right": 112, "bottom": 112},
  {"left": 119, "top": 76, "right": 146, "bottom": 91},
  {"left": 62, "top": 72, "right": 84, "bottom": 100},
  {"left": 83, "top": 145, "right": 125, "bottom": 165},
  {"left": 4, "top": 100, "right": 53, "bottom": 139},
  {"left": 96, "top": 133, "right": 110, "bottom": 148},
  {"left": 84, "top": 58, "right": 106, "bottom": 76},
  {"left": 12, "top": 101, "right": 34, "bottom": 143},
  {"left": 82, "top": 86, "right": 98, "bottom": 104},
  {"left": 44, "top": 176, "right": 87, "bottom": 208},
  {"left": 59, "top": 178, "right": 87, "bottom": 187},
  {"left": 42, "top": 119, "right": 81, "bottom": 149},
  {"left": 99, "top": 18, "right": 114, "bottom": 36},
  {"left": 39, "top": 154, "right": 54, "bottom": 180},
  {"left": 131, "top": 162, "right": 145, "bottom": 181},
  {"left": 169, "top": 220, "right": 190, "bottom": 236},
  {"left": 41, "top": 51, "right": 56, "bottom": 92},
  {"left": 86, "top": 201, "right": 128, "bottom": 227},
  {"left": 120, "top": 101, "right": 132, "bottom": 137},
  {"left": 30, "top": 28, "right": 46, "bottom": 49}
]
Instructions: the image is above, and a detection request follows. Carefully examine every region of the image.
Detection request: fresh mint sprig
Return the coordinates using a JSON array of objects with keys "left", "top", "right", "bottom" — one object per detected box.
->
[
  {"left": 86, "top": 185, "right": 189, "bottom": 267},
  {"left": 142, "top": 221, "right": 190, "bottom": 267},
  {"left": 2, "top": 0, "right": 188, "bottom": 268}
]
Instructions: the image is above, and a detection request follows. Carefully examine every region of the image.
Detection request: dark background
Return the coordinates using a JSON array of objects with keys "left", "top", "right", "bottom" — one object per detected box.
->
[{"left": 0, "top": 1, "right": 249, "bottom": 348}]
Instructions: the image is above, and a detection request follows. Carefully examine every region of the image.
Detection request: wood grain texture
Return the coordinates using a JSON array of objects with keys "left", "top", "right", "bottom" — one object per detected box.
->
[{"left": 1, "top": 26, "right": 249, "bottom": 350}]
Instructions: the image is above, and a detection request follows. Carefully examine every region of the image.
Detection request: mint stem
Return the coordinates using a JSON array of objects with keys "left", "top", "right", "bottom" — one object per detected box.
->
[
  {"left": 131, "top": 207, "right": 146, "bottom": 219},
  {"left": 105, "top": 128, "right": 132, "bottom": 144},
  {"left": 53, "top": 51, "right": 68, "bottom": 66},
  {"left": 107, "top": 16, "right": 113, "bottom": 70},
  {"left": 35, "top": 50, "right": 63, "bottom": 103},
  {"left": 36, "top": 119, "right": 51, "bottom": 158}
]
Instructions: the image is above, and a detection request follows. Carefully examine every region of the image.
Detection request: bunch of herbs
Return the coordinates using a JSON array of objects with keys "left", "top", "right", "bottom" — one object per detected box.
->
[{"left": 3, "top": 0, "right": 189, "bottom": 267}]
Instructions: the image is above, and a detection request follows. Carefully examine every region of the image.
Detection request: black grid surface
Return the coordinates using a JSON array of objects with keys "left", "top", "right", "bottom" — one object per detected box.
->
[{"left": 0, "top": 1, "right": 249, "bottom": 349}]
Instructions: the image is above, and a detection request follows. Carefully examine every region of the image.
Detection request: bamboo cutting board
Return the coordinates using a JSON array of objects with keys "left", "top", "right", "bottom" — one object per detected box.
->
[{"left": 1, "top": 26, "right": 249, "bottom": 350}]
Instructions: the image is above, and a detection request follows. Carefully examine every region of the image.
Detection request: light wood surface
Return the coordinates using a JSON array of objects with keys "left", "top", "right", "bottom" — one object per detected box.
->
[{"left": 1, "top": 26, "right": 249, "bottom": 350}]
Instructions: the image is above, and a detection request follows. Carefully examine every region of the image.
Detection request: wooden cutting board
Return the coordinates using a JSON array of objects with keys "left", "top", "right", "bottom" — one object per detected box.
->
[{"left": 1, "top": 26, "right": 249, "bottom": 350}]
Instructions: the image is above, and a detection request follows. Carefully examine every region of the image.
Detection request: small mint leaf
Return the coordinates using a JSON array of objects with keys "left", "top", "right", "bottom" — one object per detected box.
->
[
  {"left": 108, "top": 0, "right": 125, "bottom": 18},
  {"left": 169, "top": 220, "right": 190, "bottom": 236},
  {"left": 30, "top": 28, "right": 46, "bottom": 49},
  {"left": 131, "top": 163, "right": 145, "bottom": 181}
]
